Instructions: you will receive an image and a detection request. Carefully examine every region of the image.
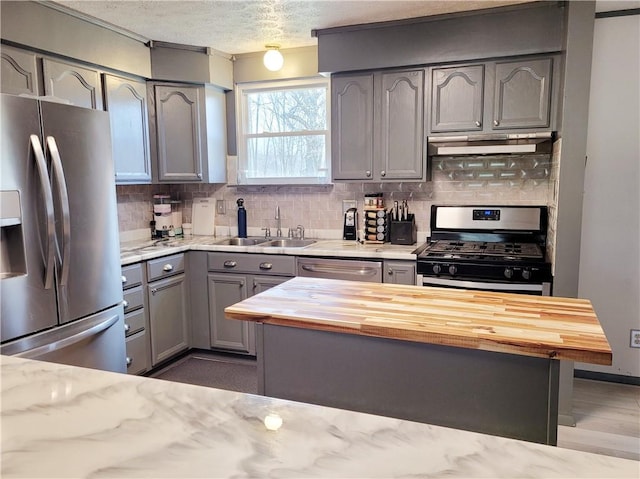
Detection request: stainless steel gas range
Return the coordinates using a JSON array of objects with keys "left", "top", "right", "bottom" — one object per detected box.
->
[{"left": 416, "top": 205, "right": 553, "bottom": 295}]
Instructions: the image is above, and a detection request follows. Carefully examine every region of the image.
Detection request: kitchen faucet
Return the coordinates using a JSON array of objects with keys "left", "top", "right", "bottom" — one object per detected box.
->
[
  {"left": 275, "top": 205, "right": 282, "bottom": 237},
  {"left": 296, "top": 225, "right": 305, "bottom": 240}
]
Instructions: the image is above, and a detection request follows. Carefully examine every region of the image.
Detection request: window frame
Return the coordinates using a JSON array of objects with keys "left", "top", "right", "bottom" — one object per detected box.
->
[{"left": 235, "top": 77, "right": 331, "bottom": 185}]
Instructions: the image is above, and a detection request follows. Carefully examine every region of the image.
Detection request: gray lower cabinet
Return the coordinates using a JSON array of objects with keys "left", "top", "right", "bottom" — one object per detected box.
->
[
  {"left": 1, "top": 45, "right": 41, "bottom": 96},
  {"left": 207, "top": 253, "right": 296, "bottom": 356},
  {"left": 42, "top": 57, "right": 103, "bottom": 110},
  {"left": 121, "top": 263, "right": 151, "bottom": 375},
  {"left": 332, "top": 68, "right": 425, "bottom": 182},
  {"left": 383, "top": 260, "right": 417, "bottom": 285},
  {"left": 104, "top": 73, "right": 151, "bottom": 184},
  {"left": 146, "top": 254, "right": 189, "bottom": 366}
]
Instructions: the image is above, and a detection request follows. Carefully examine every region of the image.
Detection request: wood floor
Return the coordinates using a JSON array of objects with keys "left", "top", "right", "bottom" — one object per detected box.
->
[{"left": 557, "top": 378, "right": 640, "bottom": 461}]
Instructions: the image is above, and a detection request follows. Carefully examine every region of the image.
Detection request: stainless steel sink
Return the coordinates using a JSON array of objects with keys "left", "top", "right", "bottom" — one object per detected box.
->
[
  {"left": 262, "top": 239, "right": 316, "bottom": 248},
  {"left": 214, "top": 237, "right": 270, "bottom": 246}
]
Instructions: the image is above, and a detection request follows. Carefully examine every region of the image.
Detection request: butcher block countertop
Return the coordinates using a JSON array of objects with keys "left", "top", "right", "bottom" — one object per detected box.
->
[{"left": 225, "top": 277, "right": 612, "bottom": 365}]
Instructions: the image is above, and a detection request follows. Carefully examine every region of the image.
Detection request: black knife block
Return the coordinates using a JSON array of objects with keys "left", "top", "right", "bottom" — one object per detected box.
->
[{"left": 390, "top": 214, "right": 417, "bottom": 245}]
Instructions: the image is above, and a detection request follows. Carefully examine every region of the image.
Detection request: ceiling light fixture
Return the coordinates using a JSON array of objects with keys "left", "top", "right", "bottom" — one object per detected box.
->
[{"left": 263, "top": 44, "right": 284, "bottom": 72}]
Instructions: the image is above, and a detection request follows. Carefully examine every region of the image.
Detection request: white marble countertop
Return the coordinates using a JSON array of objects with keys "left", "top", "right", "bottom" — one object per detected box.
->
[
  {"left": 120, "top": 236, "right": 420, "bottom": 265},
  {"left": 2, "top": 355, "right": 637, "bottom": 478}
]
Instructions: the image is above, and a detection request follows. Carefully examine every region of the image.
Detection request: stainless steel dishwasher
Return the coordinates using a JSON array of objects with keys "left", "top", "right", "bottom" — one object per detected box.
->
[{"left": 296, "top": 257, "right": 383, "bottom": 282}]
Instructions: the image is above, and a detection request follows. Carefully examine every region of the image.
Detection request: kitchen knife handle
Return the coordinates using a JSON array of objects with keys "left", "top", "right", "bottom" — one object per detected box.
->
[
  {"left": 46, "top": 136, "right": 71, "bottom": 287},
  {"left": 29, "top": 135, "right": 56, "bottom": 290}
]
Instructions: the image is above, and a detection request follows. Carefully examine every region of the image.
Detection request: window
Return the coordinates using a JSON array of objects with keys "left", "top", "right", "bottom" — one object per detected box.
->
[{"left": 236, "top": 78, "right": 330, "bottom": 185}]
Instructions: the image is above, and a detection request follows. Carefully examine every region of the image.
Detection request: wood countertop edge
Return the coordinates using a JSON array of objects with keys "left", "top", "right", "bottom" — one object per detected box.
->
[{"left": 224, "top": 310, "right": 613, "bottom": 366}]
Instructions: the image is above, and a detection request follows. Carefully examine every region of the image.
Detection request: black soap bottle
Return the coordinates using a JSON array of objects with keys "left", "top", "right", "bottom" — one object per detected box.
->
[{"left": 237, "top": 198, "right": 247, "bottom": 238}]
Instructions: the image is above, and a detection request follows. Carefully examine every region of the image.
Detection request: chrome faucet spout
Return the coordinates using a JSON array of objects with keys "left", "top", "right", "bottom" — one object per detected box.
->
[{"left": 275, "top": 206, "right": 282, "bottom": 237}]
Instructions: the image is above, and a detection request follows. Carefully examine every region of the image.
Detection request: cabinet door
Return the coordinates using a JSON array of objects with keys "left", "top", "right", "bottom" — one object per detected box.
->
[
  {"left": 42, "top": 58, "right": 103, "bottom": 109},
  {"left": 251, "top": 275, "right": 290, "bottom": 295},
  {"left": 383, "top": 261, "right": 417, "bottom": 285},
  {"left": 104, "top": 74, "right": 151, "bottom": 184},
  {"left": 154, "top": 85, "right": 204, "bottom": 182},
  {"left": 331, "top": 73, "right": 374, "bottom": 180},
  {"left": 492, "top": 58, "right": 552, "bottom": 129},
  {"left": 1, "top": 45, "right": 41, "bottom": 96},
  {"left": 379, "top": 69, "right": 425, "bottom": 180},
  {"left": 208, "top": 273, "right": 253, "bottom": 354},
  {"left": 125, "top": 330, "right": 151, "bottom": 375},
  {"left": 148, "top": 273, "right": 189, "bottom": 366},
  {"left": 431, "top": 65, "right": 484, "bottom": 133}
]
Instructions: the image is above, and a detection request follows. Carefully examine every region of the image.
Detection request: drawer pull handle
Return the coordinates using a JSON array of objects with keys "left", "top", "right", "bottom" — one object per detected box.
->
[
  {"left": 122, "top": 299, "right": 129, "bottom": 308},
  {"left": 126, "top": 356, "right": 133, "bottom": 367},
  {"left": 121, "top": 275, "right": 127, "bottom": 284},
  {"left": 224, "top": 260, "right": 237, "bottom": 268},
  {"left": 162, "top": 264, "right": 174, "bottom": 272},
  {"left": 259, "top": 262, "right": 273, "bottom": 270},
  {"left": 124, "top": 323, "right": 130, "bottom": 332}
]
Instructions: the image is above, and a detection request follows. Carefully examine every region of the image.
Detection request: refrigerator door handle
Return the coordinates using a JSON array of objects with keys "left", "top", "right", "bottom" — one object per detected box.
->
[
  {"left": 13, "top": 313, "right": 120, "bottom": 359},
  {"left": 29, "top": 134, "right": 56, "bottom": 290},
  {"left": 46, "top": 136, "right": 71, "bottom": 286}
]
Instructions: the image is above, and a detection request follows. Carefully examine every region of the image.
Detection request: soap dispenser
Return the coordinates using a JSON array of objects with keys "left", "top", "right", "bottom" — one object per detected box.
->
[{"left": 237, "top": 198, "right": 247, "bottom": 238}]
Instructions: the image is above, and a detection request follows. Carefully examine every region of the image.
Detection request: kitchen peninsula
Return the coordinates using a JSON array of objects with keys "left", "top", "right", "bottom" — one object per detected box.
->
[
  {"left": 1, "top": 355, "right": 635, "bottom": 478},
  {"left": 225, "top": 277, "right": 612, "bottom": 445}
]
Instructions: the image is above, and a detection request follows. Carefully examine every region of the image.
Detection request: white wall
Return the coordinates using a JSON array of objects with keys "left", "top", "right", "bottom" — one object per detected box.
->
[{"left": 577, "top": 13, "right": 640, "bottom": 377}]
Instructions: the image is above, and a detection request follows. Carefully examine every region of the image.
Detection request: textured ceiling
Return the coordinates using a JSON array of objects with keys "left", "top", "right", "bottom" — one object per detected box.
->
[{"left": 54, "top": 0, "right": 534, "bottom": 55}]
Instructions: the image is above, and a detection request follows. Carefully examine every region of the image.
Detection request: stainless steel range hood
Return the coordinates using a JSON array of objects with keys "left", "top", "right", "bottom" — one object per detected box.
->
[{"left": 428, "top": 132, "right": 553, "bottom": 156}]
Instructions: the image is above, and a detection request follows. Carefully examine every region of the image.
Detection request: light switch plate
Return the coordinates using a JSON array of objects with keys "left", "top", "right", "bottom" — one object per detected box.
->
[
  {"left": 342, "top": 200, "right": 357, "bottom": 214},
  {"left": 216, "top": 200, "right": 226, "bottom": 215}
]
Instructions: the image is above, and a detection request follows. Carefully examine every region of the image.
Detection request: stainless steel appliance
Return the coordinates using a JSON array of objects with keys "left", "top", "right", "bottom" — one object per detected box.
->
[
  {"left": 0, "top": 94, "right": 126, "bottom": 372},
  {"left": 416, "top": 205, "right": 552, "bottom": 295},
  {"left": 297, "top": 257, "right": 382, "bottom": 282}
]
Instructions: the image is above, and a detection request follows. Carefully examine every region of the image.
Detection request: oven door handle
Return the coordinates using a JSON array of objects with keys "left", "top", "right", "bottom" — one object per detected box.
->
[{"left": 420, "top": 276, "right": 546, "bottom": 293}]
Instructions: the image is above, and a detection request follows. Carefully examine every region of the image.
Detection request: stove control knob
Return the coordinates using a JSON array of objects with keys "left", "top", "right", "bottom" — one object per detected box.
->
[
  {"left": 432, "top": 264, "right": 442, "bottom": 275},
  {"left": 448, "top": 265, "right": 457, "bottom": 276},
  {"left": 504, "top": 268, "right": 514, "bottom": 279},
  {"left": 522, "top": 269, "right": 531, "bottom": 280}
]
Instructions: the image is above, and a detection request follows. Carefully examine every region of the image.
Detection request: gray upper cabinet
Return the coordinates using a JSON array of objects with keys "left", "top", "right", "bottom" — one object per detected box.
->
[
  {"left": 151, "top": 83, "right": 206, "bottom": 183},
  {"left": 103, "top": 74, "right": 151, "bottom": 184},
  {"left": 42, "top": 58, "right": 103, "bottom": 110},
  {"left": 430, "top": 65, "right": 484, "bottom": 133},
  {"left": 492, "top": 58, "right": 552, "bottom": 130},
  {"left": 332, "top": 68, "right": 425, "bottom": 182},
  {"left": 380, "top": 69, "right": 425, "bottom": 180},
  {"left": 1, "top": 45, "right": 41, "bottom": 96},
  {"left": 429, "top": 56, "right": 556, "bottom": 135},
  {"left": 332, "top": 73, "right": 374, "bottom": 181}
]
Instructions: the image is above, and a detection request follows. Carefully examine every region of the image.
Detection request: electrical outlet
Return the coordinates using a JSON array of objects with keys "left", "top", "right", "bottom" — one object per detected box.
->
[
  {"left": 216, "top": 200, "right": 226, "bottom": 215},
  {"left": 630, "top": 329, "right": 640, "bottom": 348},
  {"left": 342, "top": 200, "right": 357, "bottom": 214}
]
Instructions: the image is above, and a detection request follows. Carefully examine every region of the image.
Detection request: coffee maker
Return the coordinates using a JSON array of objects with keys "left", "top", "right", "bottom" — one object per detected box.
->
[{"left": 343, "top": 208, "right": 358, "bottom": 240}]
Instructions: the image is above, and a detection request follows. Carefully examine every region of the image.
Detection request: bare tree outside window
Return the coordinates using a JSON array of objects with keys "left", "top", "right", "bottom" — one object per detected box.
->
[{"left": 237, "top": 79, "right": 330, "bottom": 184}]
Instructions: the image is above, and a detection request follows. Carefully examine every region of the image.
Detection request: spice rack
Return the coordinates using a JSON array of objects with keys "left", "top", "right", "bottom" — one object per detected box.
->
[{"left": 363, "top": 207, "right": 388, "bottom": 244}]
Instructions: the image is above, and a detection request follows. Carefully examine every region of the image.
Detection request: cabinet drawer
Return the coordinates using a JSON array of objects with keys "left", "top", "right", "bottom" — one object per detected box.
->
[
  {"left": 123, "top": 285, "right": 144, "bottom": 313},
  {"left": 121, "top": 263, "right": 143, "bottom": 289},
  {"left": 125, "top": 330, "right": 150, "bottom": 375},
  {"left": 207, "top": 253, "right": 296, "bottom": 275},
  {"left": 147, "top": 253, "right": 185, "bottom": 281},
  {"left": 124, "top": 308, "right": 146, "bottom": 337}
]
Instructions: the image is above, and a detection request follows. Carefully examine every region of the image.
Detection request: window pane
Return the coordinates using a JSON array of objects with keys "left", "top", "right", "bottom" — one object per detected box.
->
[
  {"left": 246, "top": 135, "right": 326, "bottom": 178},
  {"left": 247, "top": 87, "right": 327, "bottom": 134}
]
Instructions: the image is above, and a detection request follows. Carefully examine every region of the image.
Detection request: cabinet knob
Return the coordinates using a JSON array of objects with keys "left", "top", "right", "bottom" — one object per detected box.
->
[
  {"left": 239, "top": 280, "right": 245, "bottom": 287},
  {"left": 162, "top": 264, "right": 174, "bottom": 272},
  {"left": 121, "top": 275, "right": 127, "bottom": 284},
  {"left": 493, "top": 120, "right": 500, "bottom": 126},
  {"left": 388, "top": 269, "right": 394, "bottom": 275},
  {"left": 366, "top": 170, "right": 371, "bottom": 177},
  {"left": 124, "top": 323, "right": 130, "bottom": 332},
  {"left": 475, "top": 121, "right": 481, "bottom": 127},
  {"left": 259, "top": 262, "right": 273, "bottom": 270},
  {"left": 151, "top": 288, "right": 158, "bottom": 295},
  {"left": 122, "top": 299, "right": 129, "bottom": 308},
  {"left": 126, "top": 356, "right": 133, "bottom": 367},
  {"left": 223, "top": 260, "right": 237, "bottom": 268},
  {"left": 380, "top": 170, "right": 386, "bottom": 177},
  {"left": 197, "top": 173, "right": 203, "bottom": 179}
]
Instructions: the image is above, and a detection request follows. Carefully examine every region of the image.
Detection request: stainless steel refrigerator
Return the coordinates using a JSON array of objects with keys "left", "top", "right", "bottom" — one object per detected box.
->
[{"left": 1, "top": 94, "right": 126, "bottom": 373}]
